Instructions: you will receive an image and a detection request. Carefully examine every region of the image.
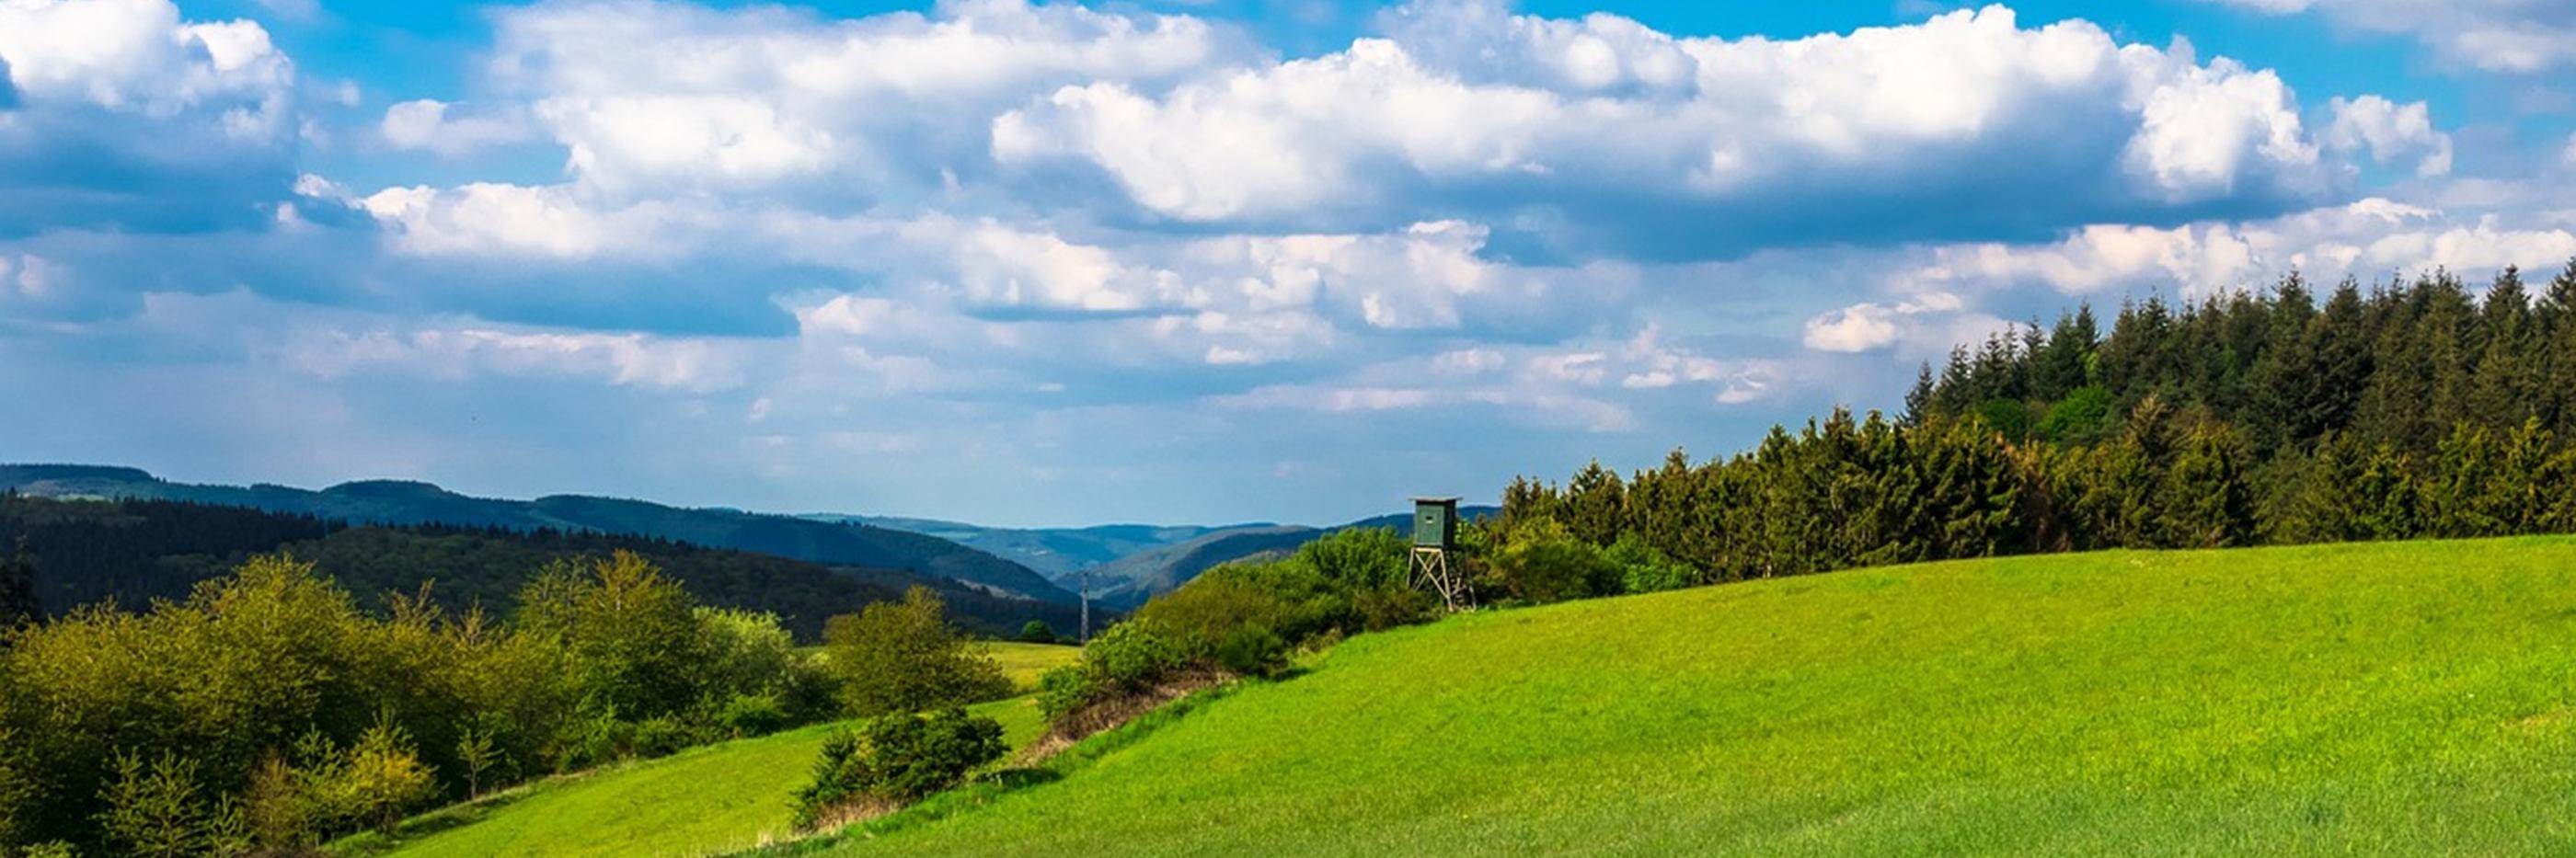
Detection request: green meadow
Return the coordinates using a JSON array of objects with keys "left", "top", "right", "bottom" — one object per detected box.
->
[
  {"left": 766, "top": 538, "right": 2576, "bottom": 856},
  {"left": 337, "top": 696, "right": 1050, "bottom": 858}
]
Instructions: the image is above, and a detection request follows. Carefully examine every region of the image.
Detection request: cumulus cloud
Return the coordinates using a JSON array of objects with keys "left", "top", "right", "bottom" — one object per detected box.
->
[
  {"left": 995, "top": 4, "right": 2340, "bottom": 256},
  {"left": 0, "top": 0, "right": 299, "bottom": 235},
  {"left": 2201, "top": 0, "right": 2576, "bottom": 73},
  {"left": 2323, "top": 95, "right": 2452, "bottom": 177},
  {"left": 359, "top": 183, "right": 700, "bottom": 259},
  {"left": 379, "top": 99, "right": 533, "bottom": 155},
  {"left": 483, "top": 0, "right": 1248, "bottom": 196}
]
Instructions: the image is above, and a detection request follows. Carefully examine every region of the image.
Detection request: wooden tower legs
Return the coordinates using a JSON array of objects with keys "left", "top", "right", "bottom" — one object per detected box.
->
[{"left": 1412, "top": 546, "right": 1472, "bottom": 612}]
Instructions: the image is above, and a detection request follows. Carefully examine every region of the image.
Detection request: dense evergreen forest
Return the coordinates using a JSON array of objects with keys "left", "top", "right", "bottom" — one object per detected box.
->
[
  {"left": 0, "top": 495, "right": 1083, "bottom": 640},
  {"left": 1501, "top": 261, "right": 2576, "bottom": 581}
]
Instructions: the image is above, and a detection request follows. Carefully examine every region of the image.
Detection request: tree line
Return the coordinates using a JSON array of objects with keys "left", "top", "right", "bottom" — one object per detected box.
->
[
  {"left": 1489, "top": 260, "right": 2576, "bottom": 593},
  {"left": 0, "top": 494, "right": 1084, "bottom": 641}
]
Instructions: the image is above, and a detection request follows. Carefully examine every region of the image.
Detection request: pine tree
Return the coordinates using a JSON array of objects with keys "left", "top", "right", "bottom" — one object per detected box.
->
[
  {"left": 2031, "top": 307, "right": 2098, "bottom": 402},
  {"left": 1902, "top": 362, "right": 1937, "bottom": 427},
  {"left": 0, "top": 535, "right": 36, "bottom": 628},
  {"left": 1562, "top": 461, "right": 1627, "bottom": 547},
  {"left": 2162, "top": 424, "right": 2257, "bottom": 547}
]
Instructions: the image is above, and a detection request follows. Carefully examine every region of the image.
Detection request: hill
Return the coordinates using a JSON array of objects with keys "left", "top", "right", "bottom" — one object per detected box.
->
[
  {"left": 774, "top": 537, "right": 2576, "bottom": 854},
  {"left": 815, "top": 515, "right": 1252, "bottom": 579},
  {"left": 339, "top": 694, "right": 1056, "bottom": 858},
  {"left": 1076, "top": 508, "right": 1498, "bottom": 609},
  {"left": 0, "top": 464, "right": 1075, "bottom": 604},
  {"left": 0, "top": 494, "right": 1081, "bottom": 640}
]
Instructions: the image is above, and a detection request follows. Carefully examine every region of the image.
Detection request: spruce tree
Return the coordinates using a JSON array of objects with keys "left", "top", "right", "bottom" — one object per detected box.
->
[{"left": 0, "top": 535, "right": 36, "bottom": 628}]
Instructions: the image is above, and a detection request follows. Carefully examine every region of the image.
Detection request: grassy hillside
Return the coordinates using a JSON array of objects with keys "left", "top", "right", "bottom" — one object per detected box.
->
[
  {"left": 777, "top": 537, "right": 2576, "bottom": 855},
  {"left": 339, "top": 697, "right": 1051, "bottom": 858}
]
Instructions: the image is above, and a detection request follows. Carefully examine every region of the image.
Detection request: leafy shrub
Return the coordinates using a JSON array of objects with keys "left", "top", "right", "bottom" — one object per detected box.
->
[
  {"left": 791, "top": 709, "right": 1005, "bottom": 829},
  {"left": 715, "top": 692, "right": 791, "bottom": 738},
  {"left": 1017, "top": 620, "right": 1060, "bottom": 644},
  {"left": 1607, "top": 533, "right": 1697, "bottom": 595},
  {"left": 823, "top": 589, "right": 1011, "bottom": 717},
  {"left": 1212, "top": 623, "right": 1287, "bottom": 676},
  {"left": 1084, "top": 622, "right": 1184, "bottom": 692},
  {"left": 1488, "top": 520, "right": 1617, "bottom": 603},
  {"left": 630, "top": 715, "right": 696, "bottom": 760},
  {"left": 1035, "top": 665, "right": 1095, "bottom": 723}
]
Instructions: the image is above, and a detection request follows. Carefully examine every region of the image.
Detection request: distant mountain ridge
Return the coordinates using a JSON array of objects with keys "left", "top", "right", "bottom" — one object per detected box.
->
[
  {"left": 0, "top": 464, "right": 1075, "bottom": 604},
  {"left": 825, "top": 514, "right": 1273, "bottom": 579}
]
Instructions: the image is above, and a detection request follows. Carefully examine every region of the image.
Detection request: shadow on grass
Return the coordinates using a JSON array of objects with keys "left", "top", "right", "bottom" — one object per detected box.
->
[{"left": 331, "top": 784, "right": 550, "bottom": 857}]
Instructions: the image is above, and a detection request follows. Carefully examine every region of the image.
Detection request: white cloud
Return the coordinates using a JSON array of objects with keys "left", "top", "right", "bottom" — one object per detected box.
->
[
  {"left": 2324, "top": 95, "right": 2453, "bottom": 177},
  {"left": 1899, "top": 197, "right": 2576, "bottom": 298},
  {"left": 486, "top": 0, "right": 1245, "bottom": 196},
  {"left": 293, "top": 326, "right": 751, "bottom": 393},
  {"left": 0, "top": 0, "right": 291, "bottom": 116},
  {"left": 359, "top": 183, "right": 698, "bottom": 258},
  {"left": 2201, "top": 0, "right": 2576, "bottom": 73},
  {"left": 0, "top": 0, "right": 301, "bottom": 234},
  {"left": 995, "top": 4, "right": 2340, "bottom": 246},
  {"left": 1804, "top": 304, "right": 1904, "bottom": 352},
  {"left": 380, "top": 99, "right": 533, "bottom": 156}
]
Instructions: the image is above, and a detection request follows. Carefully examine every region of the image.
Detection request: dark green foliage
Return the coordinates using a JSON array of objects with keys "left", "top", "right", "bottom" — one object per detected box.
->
[
  {"left": 1606, "top": 533, "right": 1696, "bottom": 594},
  {"left": 0, "top": 535, "right": 36, "bottom": 629},
  {"left": 822, "top": 588, "right": 1011, "bottom": 718},
  {"left": 791, "top": 709, "right": 1006, "bottom": 829},
  {"left": 1496, "top": 258, "right": 2576, "bottom": 596},
  {"left": 0, "top": 493, "right": 1086, "bottom": 642},
  {"left": 1018, "top": 620, "right": 1059, "bottom": 644}
]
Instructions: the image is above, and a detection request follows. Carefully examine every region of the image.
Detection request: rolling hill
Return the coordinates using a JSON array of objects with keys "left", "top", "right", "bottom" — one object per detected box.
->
[
  {"left": 338, "top": 692, "right": 1061, "bottom": 858},
  {"left": 769, "top": 537, "right": 2576, "bottom": 855},
  {"left": 814, "top": 516, "right": 1253, "bottom": 580},
  {"left": 0, "top": 464, "right": 1075, "bottom": 604},
  {"left": 0, "top": 494, "right": 1082, "bottom": 640}
]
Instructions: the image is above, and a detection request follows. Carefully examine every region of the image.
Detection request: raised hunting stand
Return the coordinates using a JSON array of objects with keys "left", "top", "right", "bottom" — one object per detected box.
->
[{"left": 1411, "top": 497, "right": 1471, "bottom": 611}]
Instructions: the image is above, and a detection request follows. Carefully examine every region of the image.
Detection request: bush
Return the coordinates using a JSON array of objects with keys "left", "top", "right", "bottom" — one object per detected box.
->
[
  {"left": 790, "top": 709, "right": 1005, "bottom": 829},
  {"left": 630, "top": 715, "right": 696, "bottom": 760},
  {"left": 715, "top": 692, "right": 791, "bottom": 738},
  {"left": 1034, "top": 665, "right": 1096, "bottom": 723},
  {"left": 1084, "top": 622, "right": 1185, "bottom": 692},
  {"left": 822, "top": 589, "right": 1011, "bottom": 717},
  {"left": 1017, "top": 620, "right": 1059, "bottom": 644},
  {"left": 1212, "top": 624, "right": 1287, "bottom": 676},
  {"left": 1489, "top": 520, "right": 1617, "bottom": 603},
  {"left": 1607, "top": 533, "right": 1697, "bottom": 595}
]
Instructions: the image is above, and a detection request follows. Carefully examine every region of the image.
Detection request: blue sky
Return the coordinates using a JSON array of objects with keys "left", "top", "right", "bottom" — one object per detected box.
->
[{"left": 4, "top": 0, "right": 2574, "bottom": 527}]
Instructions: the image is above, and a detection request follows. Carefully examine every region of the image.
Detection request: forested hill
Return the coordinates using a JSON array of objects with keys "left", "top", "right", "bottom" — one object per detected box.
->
[
  {"left": 1503, "top": 261, "right": 2576, "bottom": 585},
  {"left": 0, "top": 494, "right": 1082, "bottom": 640},
  {"left": 0, "top": 464, "right": 1075, "bottom": 604},
  {"left": 1905, "top": 262, "right": 2576, "bottom": 454}
]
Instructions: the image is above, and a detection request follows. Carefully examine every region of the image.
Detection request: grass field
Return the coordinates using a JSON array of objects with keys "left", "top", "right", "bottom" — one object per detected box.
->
[
  {"left": 984, "top": 641, "right": 1080, "bottom": 690},
  {"left": 337, "top": 696, "right": 1049, "bottom": 858},
  {"left": 771, "top": 537, "right": 2576, "bottom": 855},
  {"left": 796, "top": 641, "right": 1077, "bottom": 692}
]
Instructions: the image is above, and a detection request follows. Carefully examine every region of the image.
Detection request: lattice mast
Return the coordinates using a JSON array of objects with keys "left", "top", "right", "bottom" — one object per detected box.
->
[{"left": 1410, "top": 497, "right": 1472, "bottom": 611}]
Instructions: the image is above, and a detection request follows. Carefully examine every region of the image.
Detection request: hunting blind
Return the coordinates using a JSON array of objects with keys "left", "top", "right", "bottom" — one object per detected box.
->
[{"left": 1410, "top": 497, "right": 1470, "bottom": 611}]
